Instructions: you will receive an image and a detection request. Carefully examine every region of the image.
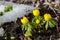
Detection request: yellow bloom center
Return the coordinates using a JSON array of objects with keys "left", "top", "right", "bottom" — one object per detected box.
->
[
  {"left": 36, "top": 19, "right": 40, "bottom": 24},
  {"left": 44, "top": 13, "right": 52, "bottom": 21},
  {"left": 21, "top": 17, "right": 29, "bottom": 24},
  {"left": 33, "top": 9, "right": 40, "bottom": 16}
]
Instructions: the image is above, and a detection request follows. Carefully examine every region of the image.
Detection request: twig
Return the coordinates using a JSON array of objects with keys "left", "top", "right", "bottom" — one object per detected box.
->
[
  {"left": 50, "top": 35, "right": 52, "bottom": 40},
  {"left": 56, "top": 23, "right": 59, "bottom": 32}
]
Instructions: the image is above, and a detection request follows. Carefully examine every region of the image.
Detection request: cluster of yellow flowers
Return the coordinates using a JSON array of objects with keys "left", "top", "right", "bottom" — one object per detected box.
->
[
  {"left": 21, "top": 9, "right": 52, "bottom": 25},
  {"left": 20, "top": 9, "right": 56, "bottom": 37}
]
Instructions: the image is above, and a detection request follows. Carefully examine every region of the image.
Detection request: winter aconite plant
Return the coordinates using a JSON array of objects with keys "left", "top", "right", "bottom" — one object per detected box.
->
[
  {"left": 44, "top": 13, "right": 57, "bottom": 30},
  {"left": 21, "top": 17, "right": 32, "bottom": 36},
  {"left": 21, "top": 9, "right": 57, "bottom": 37},
  {"left": 32, "top": 9, "right": 43, "bottom": 27},
  {"left": 21, "top": 9, "right": 42, "bottom": 37}
]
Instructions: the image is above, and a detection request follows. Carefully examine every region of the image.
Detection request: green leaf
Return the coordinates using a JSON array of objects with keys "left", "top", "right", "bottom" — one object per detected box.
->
[
  {"left": 31, "top": 22, "right": 38, "bottom": 28},
  {"left": 49, "top": 21, "right": 54, "bottom": 28},
  {"left": 4, "top": 6, "right": 13, "bottom": 12},
  {"left": 39, "top": 24, "right": 42, "bottom": 27},
  {"left": 22, "top": 25, "right": 25, "bottom": 30},
  {"left": 22, "top": 24, "right": 28, "bottom": 31},
  {"left": 0, "top": 12, "right": 3, "bottom": 16},
  {"left": 32, "top": 17, "right": 36, "bottom": 23},
  {"left": 27, "top": 23, "right": 32, "bottom": 28},
  {"left": 45, "top": 21, "right": 48, "bottom": 30},
  {"left": 42, "top": 20, "right": 45, "bottom": 24},
  {"left": 39, "top": 16, "right": 43, "bottom": 20},
  {"left": 25, "top": 25, "right": 28, "bottom": 30},
  {"left": 24, "top": 30, "right": 32, "bottom": 37},
  {"left": 51, "top": 20, "right": 56, "bottom": 25}
]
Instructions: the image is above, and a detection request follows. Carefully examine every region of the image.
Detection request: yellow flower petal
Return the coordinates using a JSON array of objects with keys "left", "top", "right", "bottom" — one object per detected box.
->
[
  {"left": 21, "top": 17, "right": 29, "bottom": 24},
  {"left": 44, "top": 13, "right": 52, "bottom": 21},
  {"left": 36, "top": 19, "right": 40, "bottom": 24},
  {"left": 33, "top": 9, "right": 40, "bottom": 16}
]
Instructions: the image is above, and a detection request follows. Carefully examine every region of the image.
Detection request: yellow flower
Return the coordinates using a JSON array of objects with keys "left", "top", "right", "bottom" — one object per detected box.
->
[
  {"left": 21, "top": 17, "right": 29, "bottom": 24},
  {"left": 36, "top": 19, "right": 40, "bottom": 24},
  {"left": 44, "top": 13, "right": 52, "bottom": 21},
  {"left": 33, "top": 9, "right": 40, "bottom": 16}
]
